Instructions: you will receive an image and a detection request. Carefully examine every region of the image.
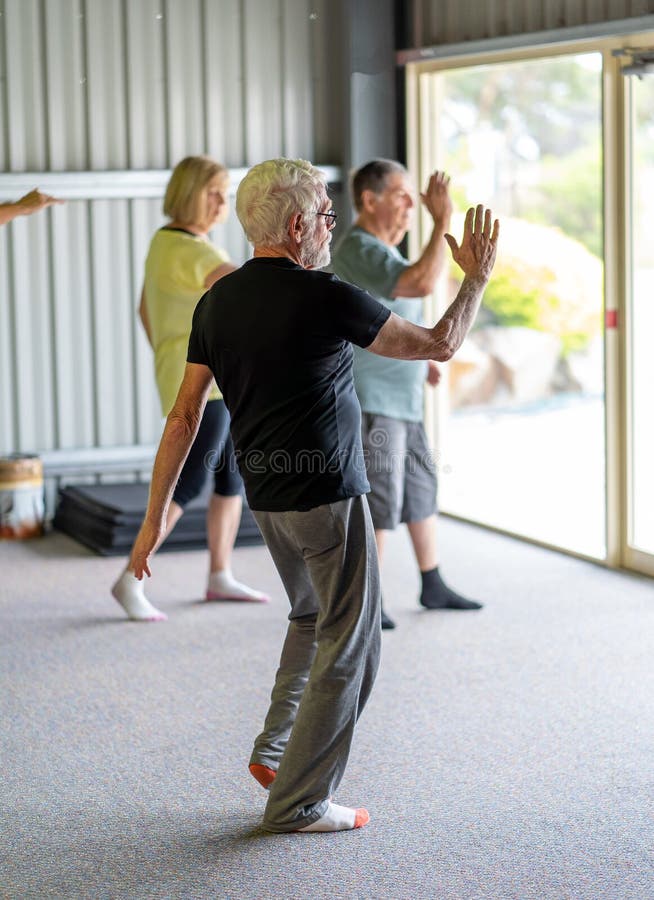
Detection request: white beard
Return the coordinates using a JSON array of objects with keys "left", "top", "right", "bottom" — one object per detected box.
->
[{"left": 302, "top": 237, "right": 331, "bottom": 270}]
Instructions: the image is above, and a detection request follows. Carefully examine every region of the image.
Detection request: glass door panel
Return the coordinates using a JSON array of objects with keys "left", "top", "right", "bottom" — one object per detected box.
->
[
  {"left": 627, "top": 73, "right": 654, "bottom": 559},
  {"left": 426, "top": 53, "right": 606, "bottom": 558}
]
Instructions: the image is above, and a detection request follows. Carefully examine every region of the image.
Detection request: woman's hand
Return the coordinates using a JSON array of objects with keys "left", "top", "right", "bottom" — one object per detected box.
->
[{"left": 129, "top": 519, "right": 165, "bottom": 579}]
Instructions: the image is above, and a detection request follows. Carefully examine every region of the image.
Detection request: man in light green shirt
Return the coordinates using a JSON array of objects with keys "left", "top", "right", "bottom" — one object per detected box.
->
[{"left": 332, "top": 159, "right": 483, "bottom": 629}]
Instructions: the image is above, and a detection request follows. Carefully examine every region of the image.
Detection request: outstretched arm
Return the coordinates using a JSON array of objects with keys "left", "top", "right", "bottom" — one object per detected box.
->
[
  {"left": 367, "top": 205, "right": 499, "bottom": 362},
  {"left": 0, "top": 189, "right": 64, "bottom": 225},
  {"left": 391, "top": 170, "right": 453, "bottom": 298},
  {"left": 129, "top": 363, "right": 214, "bottom": 578}
]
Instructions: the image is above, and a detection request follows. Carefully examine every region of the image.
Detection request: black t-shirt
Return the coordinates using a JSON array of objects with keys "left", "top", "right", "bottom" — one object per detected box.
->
[{"left": 187, "top": 256, "right": 391, "bottom": 511}]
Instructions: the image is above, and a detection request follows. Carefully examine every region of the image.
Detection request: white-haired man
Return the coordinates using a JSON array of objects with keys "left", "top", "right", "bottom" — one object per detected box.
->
[
  {"left": 129, "top": 158, "right": 499, "bottom": 834},
  {"left": 332, "top": 159, "right": 480, "bottom": 629}
]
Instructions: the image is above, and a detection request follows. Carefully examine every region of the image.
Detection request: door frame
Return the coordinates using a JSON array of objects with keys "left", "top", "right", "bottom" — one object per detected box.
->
[{"left": 405, "top": 28, "right": 654, "bottom": 575}]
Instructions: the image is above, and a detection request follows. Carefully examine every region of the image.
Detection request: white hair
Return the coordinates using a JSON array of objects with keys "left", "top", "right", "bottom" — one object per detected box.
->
[{"left": 236, "top": 158, "right": 327, "bottom": 247}]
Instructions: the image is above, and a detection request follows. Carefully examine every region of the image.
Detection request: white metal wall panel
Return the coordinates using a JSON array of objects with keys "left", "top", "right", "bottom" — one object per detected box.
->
[
  {"left": 0, "top": 0, "right": 344, "bottom": 470},
  {"left": 85, "top": 0, "right": 128, "bottom": 169},
  {"left": 125, "top": 0, "right": 167, "bottom": 169},
  {"left": 89, "top": 200, "right": 135, "bottom": 446},
  {"left": 5, "top": 0, "right": 47, "bottom": 170},
  {"left": 0, "top": 0, "right": 8, "bottom": 172},
  {"left": 243, "top": 0, "right": 284, "bottom": 163},
  {"left": 0, "top": 229, "right": 14, "bottom": 452},
  {"left": 204, "top": 0, "right": 245, "bottom": 167},
  {"left": 44, "top": 0, "right": 87, "bottom": 170},
  {"left": 9, "top": 214, "right": 56, "bottom": 450},
  {"left": 129, "top": 198, "right": 165, "bottom": 446},
  {"left": 164, "top": 0, "right": 207, "bottom": 162},
  {"left": 282, "top": 0, "right": 314, "bottom": 158},
  {"left": 50, "top": 202, "right": 95, "bottom": 449}
]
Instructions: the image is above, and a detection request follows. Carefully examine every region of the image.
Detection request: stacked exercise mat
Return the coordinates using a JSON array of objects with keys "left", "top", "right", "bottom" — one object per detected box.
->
[{"left": 53, "top": 482, "right": 263, "bottom": 555}]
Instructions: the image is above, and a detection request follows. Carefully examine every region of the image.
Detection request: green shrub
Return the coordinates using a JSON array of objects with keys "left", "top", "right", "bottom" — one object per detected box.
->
[{"left": 448, "top": 217, "right": 603, "bottom": 356}]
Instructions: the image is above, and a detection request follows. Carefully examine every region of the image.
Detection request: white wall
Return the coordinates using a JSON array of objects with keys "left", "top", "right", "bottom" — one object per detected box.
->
[{"left": 0, "top": 0, "right": 346, "bottom": 461}]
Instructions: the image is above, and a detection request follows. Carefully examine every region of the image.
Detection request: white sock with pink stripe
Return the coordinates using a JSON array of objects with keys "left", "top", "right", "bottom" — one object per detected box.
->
[
  {"left": 111, "top": 570, "right": 167, "bottom": 622},
  {"left": 206, "top": 568, "right": 270, "bottom": 603}
]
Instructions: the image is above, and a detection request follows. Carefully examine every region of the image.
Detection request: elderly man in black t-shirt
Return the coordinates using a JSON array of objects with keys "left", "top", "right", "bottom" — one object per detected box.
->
[{"left": 129, "top": 158, "right": 499, "bottom": 835}]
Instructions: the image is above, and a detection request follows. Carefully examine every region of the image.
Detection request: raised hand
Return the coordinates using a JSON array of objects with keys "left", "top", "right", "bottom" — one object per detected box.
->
[
  {"left": 420, "top": 170, "right": 453, "bottom": 226},
  {"left": 444, "top": 205, "right": 499, "bottom": 283}
]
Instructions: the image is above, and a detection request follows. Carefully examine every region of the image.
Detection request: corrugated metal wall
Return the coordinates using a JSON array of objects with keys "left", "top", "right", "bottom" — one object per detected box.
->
[
  {"left": 406, "top": 0, "right": 654, "bottom": 46},
  {"left": 0, "top": 0, "right": 345, "bottom": 464}
]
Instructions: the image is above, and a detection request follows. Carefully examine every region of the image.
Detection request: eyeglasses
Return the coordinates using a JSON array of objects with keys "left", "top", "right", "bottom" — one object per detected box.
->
[{"left": 316, "top": 210, "right": 338, "bottom": 230}]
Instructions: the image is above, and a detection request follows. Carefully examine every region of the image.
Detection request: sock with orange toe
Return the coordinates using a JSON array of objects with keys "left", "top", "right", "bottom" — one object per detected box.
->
[
  {"left": 298, "top": 802, "right": 369, "bottom": 833},
  {"left": 249, "top": 763, "right": 276, "bottom": 789}
]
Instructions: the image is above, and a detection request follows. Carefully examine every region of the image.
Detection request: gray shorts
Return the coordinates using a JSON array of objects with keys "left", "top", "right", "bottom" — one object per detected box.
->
[{"left": 361, "top": 412, "right": 437, "bottom": 530}]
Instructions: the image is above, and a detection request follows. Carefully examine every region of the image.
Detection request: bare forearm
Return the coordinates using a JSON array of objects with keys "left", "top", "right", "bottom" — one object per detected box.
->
[
  {"left": 430, "top": 275, "right": 487, "bottom": 359},
  {"left": 393, "top": 220, "right": 449, "bottom": 298},
  {"left": 414, "top": 222, "right": 448, "bottom": 284},
  {"left": 369, "top": 203, "right": 499, "bottom": 364},
  {"left": 0, "top": 190, "right": 63, "bottom": 224},
  {"left": 368, "top": 274, "right": 487, "bottom": 362},
  {"left": 0, "top": 203, "right": 21, "bottom": 225},
  {"left": 393, "top": 170, "right": 453, "bottom": 297},
  {"left": 145, "top": 407, "right": 203, "bottom": 525},
  {"left": 128, "top": 363, "right": 213, "bottom": 578}
]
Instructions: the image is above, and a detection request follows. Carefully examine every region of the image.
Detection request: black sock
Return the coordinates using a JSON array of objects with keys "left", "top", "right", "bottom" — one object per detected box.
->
[
  {"left": 419, "top": 567, "right": 482, "bottom": 610},
  {"left": 379, "top": 598, "right": 396, "bottom": 630}
]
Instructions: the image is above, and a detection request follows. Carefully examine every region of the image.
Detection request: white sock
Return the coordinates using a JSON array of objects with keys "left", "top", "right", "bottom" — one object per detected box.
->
[
  {"left": 205, "top": 568, "right": 270, "bottom": 603},
  {"left": 111, "top": 570, "right": 167, "bottom": 622},
  {"left": 298, "top": 802, "right": 369, "bottom": 833}
]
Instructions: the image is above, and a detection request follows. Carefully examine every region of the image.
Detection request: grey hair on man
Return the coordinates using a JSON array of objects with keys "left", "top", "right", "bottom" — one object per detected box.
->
[
  {"left": 236, "top": 158, "right": 327, "bottom": 247},
  {"left": 350, "top": 158, "right": 408, "bottom": 211}
]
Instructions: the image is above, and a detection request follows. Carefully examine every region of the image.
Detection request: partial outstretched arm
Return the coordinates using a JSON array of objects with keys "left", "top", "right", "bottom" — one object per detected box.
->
[{"left": 367, "top": 205, "right": 499, "bottom": 361}]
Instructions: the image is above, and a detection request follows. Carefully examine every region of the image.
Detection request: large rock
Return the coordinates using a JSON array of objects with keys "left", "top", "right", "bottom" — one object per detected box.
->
[
  {"left": 475, "top": 326, "right": 562, "bottom": 404},
  {"left": 450, "top": 327, "right": 562, "bottom": 408},
  {"left": 447, "top": 214, "right": 603, "bottom": 349},
  {"left": 449, "top": 339, "right": 502, "bottom": 407}
]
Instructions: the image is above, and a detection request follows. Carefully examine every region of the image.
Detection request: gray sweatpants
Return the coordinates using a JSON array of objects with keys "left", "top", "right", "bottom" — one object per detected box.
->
[{"left": 251, "top": 495, "right": 381, "bottom": 833}]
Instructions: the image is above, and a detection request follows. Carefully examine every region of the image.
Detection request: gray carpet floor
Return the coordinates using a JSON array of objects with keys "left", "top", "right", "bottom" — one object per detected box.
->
[{"left": 1, "top": 519, "right": 652, "bottom": 900}]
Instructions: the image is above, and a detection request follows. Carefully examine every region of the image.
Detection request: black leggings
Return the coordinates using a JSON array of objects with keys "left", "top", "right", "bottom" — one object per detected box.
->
[{"left": 172, "top": 399, "right": 243, "bottom": 508}]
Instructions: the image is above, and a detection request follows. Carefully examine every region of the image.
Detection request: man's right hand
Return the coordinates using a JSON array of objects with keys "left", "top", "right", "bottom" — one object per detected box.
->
[
  {"left": 420, "top": 170, "right": 453, "bottom": 227},
  {"left": 444, "top": 205, "right": 499, "bottom": 284}
]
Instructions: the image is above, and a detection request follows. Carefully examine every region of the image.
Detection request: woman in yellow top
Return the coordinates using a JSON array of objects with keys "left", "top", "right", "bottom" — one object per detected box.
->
[{"left": 112, "top": 156, "right": 269, "bottom": 620}]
